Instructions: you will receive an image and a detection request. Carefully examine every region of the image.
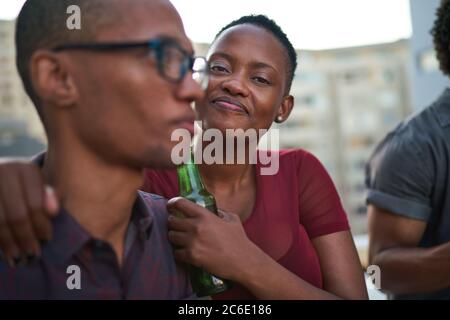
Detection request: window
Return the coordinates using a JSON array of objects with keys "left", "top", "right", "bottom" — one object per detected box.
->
[
  {"left": 339, "top": 68, "right": 370, "bottom": 84},
  {"left": 379, "top": 90, "right": 398, "bottom": 109},
  {"left": 418, "top": 48, "right": 439, "bottom": 73},
  {"left": 296, "top": 95, "right": 316, "bottom": 108},
  {"left": 383, "top": 70, "right": 395, "bottom": 83},
  {"left": 356, "top": 205, "right": 367, "bottom": 215}
]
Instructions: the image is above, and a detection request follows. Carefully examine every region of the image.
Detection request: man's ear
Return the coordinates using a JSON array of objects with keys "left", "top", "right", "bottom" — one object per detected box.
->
[
  {"left": 30, "top": 50, "right": 78, "bottom": 108},
  {"left": 274, "top": 95, "right": 294, "bottom": 123}
]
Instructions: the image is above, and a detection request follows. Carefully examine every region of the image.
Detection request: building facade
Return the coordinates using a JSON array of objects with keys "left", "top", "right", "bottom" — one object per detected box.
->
[
  {"left": 0, "top": 19, "right": 46, "bottom": 156},
  {"left": 282, "top": 40, "right": 412, "bottom": 234},
  {"left": 2, "top": 22, "right": 413, "bottom": 233}
]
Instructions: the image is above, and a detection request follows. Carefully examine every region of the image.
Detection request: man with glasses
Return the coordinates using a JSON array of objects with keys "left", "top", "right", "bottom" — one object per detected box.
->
[{"left": 0, "top": 0, "right": 207, "bottom": 299}]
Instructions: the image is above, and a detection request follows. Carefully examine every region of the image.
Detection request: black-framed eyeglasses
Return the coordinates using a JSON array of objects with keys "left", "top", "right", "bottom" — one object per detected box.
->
[{"left": 52, "top": 37, "right": 209, "bottom": 89}]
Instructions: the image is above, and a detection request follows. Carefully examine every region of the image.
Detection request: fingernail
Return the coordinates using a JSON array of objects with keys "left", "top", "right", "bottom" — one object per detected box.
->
[{"left": 45, "top": 185, "right": 59, "bottom": 214}]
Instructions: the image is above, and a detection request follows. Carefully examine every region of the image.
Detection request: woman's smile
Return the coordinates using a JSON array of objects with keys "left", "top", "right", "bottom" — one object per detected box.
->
[{"left": 210, "top": 96, "right": 249, "bottom": 115}]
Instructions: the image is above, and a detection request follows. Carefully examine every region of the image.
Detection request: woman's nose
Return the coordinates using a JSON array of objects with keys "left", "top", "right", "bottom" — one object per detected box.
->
[{"left": 221, "top": 77, "right": 250, "bottom": 97}]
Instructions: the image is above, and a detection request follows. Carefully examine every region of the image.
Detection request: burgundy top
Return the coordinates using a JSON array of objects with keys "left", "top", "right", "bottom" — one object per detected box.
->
[{"left": 144, "top": 149, "right": 350, "bottom": 299}]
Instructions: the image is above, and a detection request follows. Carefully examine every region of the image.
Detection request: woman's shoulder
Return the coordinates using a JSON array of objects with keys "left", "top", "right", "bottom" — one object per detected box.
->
[
  {"left": 144, "top": 167, "right": 178, "bottom": 180},
  {"left": 263, "top": 148, "right": 322, "bottom": 170},
  {"left": 142, "top": 168, "right": 179, "bottom": 198},
  {"left": 278, "top": 148, "right": 310, "bottom": 159},
  {"left": 255, "top": 149, "right": 329, "bottom": 185}
]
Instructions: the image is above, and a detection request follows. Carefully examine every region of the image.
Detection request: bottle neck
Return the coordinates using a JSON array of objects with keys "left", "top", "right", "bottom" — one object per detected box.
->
[{"left": 177, "top": 152, "right": 205, "bottom": 196}]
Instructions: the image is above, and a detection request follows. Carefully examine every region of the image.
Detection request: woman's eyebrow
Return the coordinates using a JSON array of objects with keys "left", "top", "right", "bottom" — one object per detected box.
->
[
  {"left": 208, "top": 52, "right": 234, "bottom": 62},
  {"left": 209, "top": 52, "right": 279, "bottom": 73},
  {"left": 250, "top": 61, "right": 278, "bottom": 72}
]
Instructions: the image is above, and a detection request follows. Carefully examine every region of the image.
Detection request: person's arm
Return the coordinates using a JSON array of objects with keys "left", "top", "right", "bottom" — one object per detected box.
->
[
  {"left": 234, "top": 230, "right": 367, "bottom": 300},
  {"left": 0, "top": 160, "right": 58, "bottom": 265},
  {"left": 368, "top": 204, "right": 450, "bottom": 295},
  {"left": 166, "top": 198, "right": 368, "bottom": 300},
  {"left": 365, "top": 129, "right": 447, "bottom": 295}
]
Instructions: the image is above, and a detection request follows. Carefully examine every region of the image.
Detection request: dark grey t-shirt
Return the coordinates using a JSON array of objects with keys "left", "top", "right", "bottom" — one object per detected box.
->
[{"left": 366, "top": 88, "right": 450, "bottom": 300}]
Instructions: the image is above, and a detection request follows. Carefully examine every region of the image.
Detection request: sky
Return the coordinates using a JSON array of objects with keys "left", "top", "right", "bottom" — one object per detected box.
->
[{"left": 1, "top": 0, "right": 412, "bottom": 50}]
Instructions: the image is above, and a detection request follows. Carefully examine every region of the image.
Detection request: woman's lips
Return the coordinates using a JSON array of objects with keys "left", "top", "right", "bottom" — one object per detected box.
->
[{"left": 212, "top": 100, "right": 248, "bottom": 115}]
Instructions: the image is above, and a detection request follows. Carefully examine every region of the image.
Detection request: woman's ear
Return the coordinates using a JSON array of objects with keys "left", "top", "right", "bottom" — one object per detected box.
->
[
  {"left": 30, "top": 50, "right": 78, "bottom": 108},
  {"left": 274, "top": 95, "right": 294, "bottom": 123}
]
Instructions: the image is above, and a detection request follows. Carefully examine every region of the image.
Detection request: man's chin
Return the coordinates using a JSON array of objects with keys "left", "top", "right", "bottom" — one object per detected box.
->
[
  {"left": 143, "top": 153, "right": 178, "bottom": 170},
  {"left": 149, "top": 161, "right": 177, "bottom": 170}
]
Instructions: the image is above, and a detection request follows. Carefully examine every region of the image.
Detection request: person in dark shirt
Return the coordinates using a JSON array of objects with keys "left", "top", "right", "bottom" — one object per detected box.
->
[
  {"left": 0, "top": 0, "right": 207, "bottom": 299},
  {"left": 366, "top": 0, "right": 450, "bottom": 299}
]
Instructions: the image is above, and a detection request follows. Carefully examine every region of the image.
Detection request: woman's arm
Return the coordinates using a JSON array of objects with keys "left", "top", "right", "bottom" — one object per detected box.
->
[
  {"left": 234, "top": 230, "right": 367, "bottom": 299},
  {"left": 167, "top": 197, "right": 368, "bottom": 299},
  {"left": 312, "top": 231, "right": 368, "bottom": 299}
]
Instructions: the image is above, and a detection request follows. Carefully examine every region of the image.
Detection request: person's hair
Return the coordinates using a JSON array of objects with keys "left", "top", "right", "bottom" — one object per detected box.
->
[
  {"left": 15, "top": 0, "right": 117, "bottom": 117},
  {"left": 431, "top": 0, "right": 450, "bottom": 76},
  {"left": 214, "top": 15, "right": 298, "bottom": 93}
]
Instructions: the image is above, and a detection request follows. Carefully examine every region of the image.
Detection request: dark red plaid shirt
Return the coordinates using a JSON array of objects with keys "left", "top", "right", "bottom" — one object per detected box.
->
[{"left": 0, "top": 191, "right": 194, "bottom": 300}]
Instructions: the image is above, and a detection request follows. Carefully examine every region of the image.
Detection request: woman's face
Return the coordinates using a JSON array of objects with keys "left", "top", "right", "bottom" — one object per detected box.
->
[{"left": 195, "top": 24, "right": 293, "bottom": 133}]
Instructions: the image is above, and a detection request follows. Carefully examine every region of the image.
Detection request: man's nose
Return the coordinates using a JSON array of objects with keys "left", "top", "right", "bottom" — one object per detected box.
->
[{"left": 176, "top": 73, "right": 205, "bottom": 102}]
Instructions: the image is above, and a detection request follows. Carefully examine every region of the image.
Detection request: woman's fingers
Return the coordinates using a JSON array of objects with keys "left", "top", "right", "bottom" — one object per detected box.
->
[
  {"left": 0, "top": 162, "right": 58, "bottom": 265},
  {"left": 168, "top": 230, "right": 190, "bottom": 247},
  {"left": 0, "top": 202, "right": 21, "bottom": 265}
]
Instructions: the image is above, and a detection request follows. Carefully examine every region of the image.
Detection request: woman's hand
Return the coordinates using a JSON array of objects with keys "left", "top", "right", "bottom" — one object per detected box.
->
[
  {"left": 166, "top": 197, "right": 259, "bottom": 282},
  {"left": 0, "top": 161, "right": 59, "bottom": 265}
]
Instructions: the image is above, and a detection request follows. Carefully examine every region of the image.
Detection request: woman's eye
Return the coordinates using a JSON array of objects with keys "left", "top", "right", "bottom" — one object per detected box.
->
[
  {"left": 253, "top": 76, "right": 271, "bottom": 85},
  {"left": 210, "top": 65, "right": 229, "bottom": 73}
]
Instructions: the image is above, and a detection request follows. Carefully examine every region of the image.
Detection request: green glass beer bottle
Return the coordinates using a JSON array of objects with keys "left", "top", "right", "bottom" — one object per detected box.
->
[{"left": 176, "top": 151, "right": 232, "bottom": 297}]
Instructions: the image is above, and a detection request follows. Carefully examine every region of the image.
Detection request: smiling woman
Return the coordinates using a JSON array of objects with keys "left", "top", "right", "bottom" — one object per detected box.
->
[{"left": 145, "top": 15, "right": 369, "bottom": 300}]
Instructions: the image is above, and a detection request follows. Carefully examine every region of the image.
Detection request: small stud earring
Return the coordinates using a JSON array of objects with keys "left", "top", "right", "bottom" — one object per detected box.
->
[{"left": 276, "top": 116, "right": 283, "bottom": 122}]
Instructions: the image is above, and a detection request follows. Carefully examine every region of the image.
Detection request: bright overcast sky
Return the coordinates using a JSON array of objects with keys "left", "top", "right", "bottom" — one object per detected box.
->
[{"left": 1, "top": 0, "right": 412, "bottom": 50}]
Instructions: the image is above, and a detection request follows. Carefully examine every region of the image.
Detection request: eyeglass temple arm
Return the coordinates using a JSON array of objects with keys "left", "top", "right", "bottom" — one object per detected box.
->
[{"left": 52, "top": 40, "right": 160, "bottom": 52}]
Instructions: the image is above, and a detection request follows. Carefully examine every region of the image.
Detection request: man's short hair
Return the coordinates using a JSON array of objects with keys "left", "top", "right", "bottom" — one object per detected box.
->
[
  {"left": 431, "top": 0, "right": 450, "bottom": 77},
  {"left": 214, "top": 15, "right": 298, "bottom": 93},
  {"left": 15, "top": 0, "right": 117, "bottom": 117}
]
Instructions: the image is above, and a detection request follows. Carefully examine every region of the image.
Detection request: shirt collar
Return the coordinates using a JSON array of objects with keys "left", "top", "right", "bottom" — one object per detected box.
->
[
  {"left": 44, "top": 207, "right": 91, "bottom": 265},
  {"left": 432, "top": 88, "right": 450, "bottom": 127},
  {"left": 131, "top": 191, "right": 155, "bottom": 240},
  {"left": 44, "top": 192, "right": 155, "bottom": 264}
]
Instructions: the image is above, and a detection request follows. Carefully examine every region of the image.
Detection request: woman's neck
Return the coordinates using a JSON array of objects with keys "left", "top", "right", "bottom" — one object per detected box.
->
[{"left": 194, "top": 140, "right": 256, "bottom": 193}]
